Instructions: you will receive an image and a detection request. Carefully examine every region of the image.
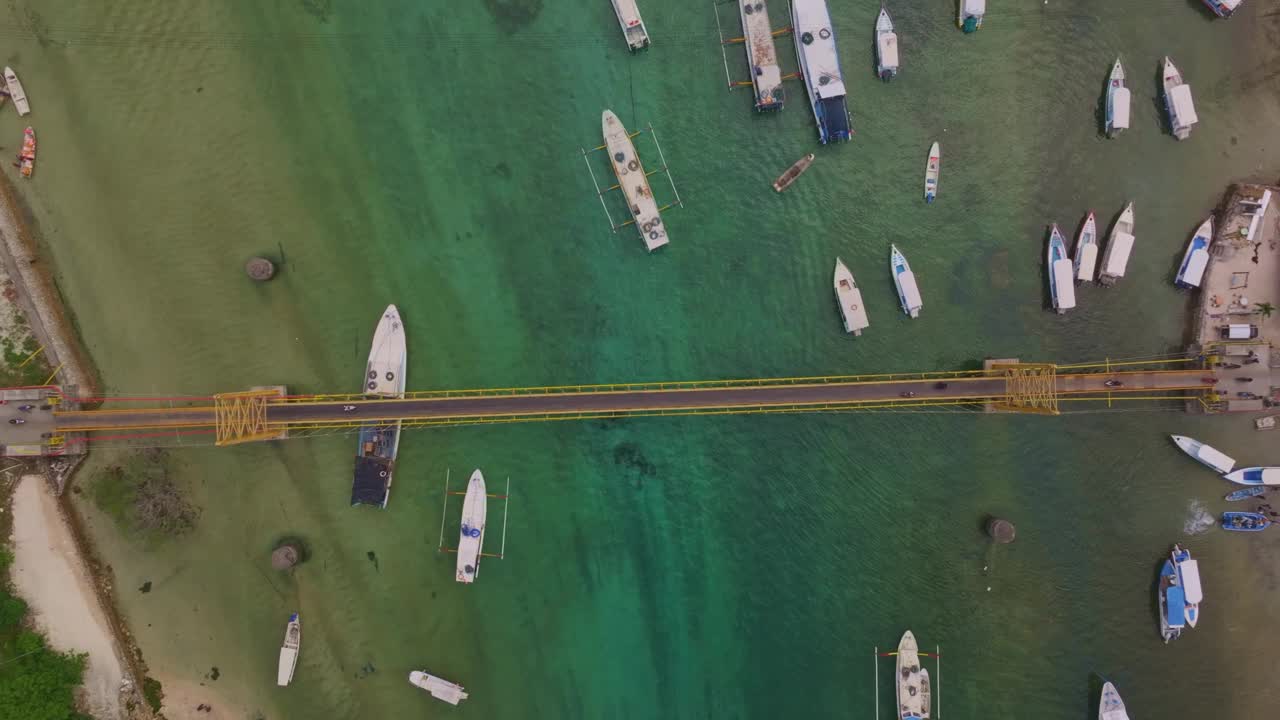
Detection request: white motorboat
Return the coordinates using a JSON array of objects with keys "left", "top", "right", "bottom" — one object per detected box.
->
[
  {"left": 895, "top": 630, "right": 930, "bottom": 720},
  {"left": 1074, "top": 212, "right": 1099, "bottom": 282},
  {"left": 1223, "top": 467, "right": 1280, "bottom": 486},
  {"left": 409, "top": 670, "right": 469, "bottom": 705},
  {"left": 792, "top": 0, "right": 851, "bottom": 143},
  {"left": 1162, "top": 57, "right": 1197, "bottom": 140},
  {"left": 456, "top": 469, "right": 488, "bottom": 584},
  {"left": 609, "top": 0, "right": 651, "bottom": 50},
  {"left": 1098, "top": 202, "right": 1134, "bottom": 286},
  {"left": 875, "top": 8, "right": 899, "bottom": 81},
  {"left": 3, "top": 67, "right": 29, "bottom": 116},
  {"left": 923, "top": 142, "right": 939, "bottom": 203},
  {"left": 833, "top": 257, "right": 869, "bottom": 336},
  {"left": 277, "top": 613, "right": 300, "bottom": 687},
  {"left": 1047, "top": 225, "right": 1075, "bottom": 313},
  {"left": 1173, "top": 545, "right": 1202, "bottom": 628},
  {"left": 1174, "top": 217, "right": 1213, "bottom": 289},
  {"left": 890, "top": 244, "right": 922, "bottom": 318},
  {"left": 1170, "top": 434, "right": 1235, "bottom": 474},
  {"left": 351, "top": 305, "right": 407, "bottom": 508},
  {"left": 1098, "top": 681, "right": 1129, "bottom": 720},
  {"left": 603, "top": 109, "right": 668, "bottom": 252},
  {"left": 958, "top": 0, "right": 985, "bottom": 33},
  {"left": 1105, "top": 58, "right": 1130, "bottom": 138},
  {"left": 1202, "top": 0, "right": 1243, "bottom": 19}
]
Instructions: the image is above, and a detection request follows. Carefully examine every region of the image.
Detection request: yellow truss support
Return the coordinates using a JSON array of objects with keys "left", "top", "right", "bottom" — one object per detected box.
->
[
  {"left": 214, "top": 390, "right": 279, "bottom": 446},
  {"left": 992, "top": 363, "right": 1059, "bottom": 415}
]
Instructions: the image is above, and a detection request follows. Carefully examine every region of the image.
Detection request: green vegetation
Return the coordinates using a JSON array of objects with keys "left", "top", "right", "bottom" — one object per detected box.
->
[
  {"left": 141, "top": 675, "right": 164, "bottom": 713},
  {"left": 1255, "top": 302, "right": 1275, "bottom": 319},
  {"left": 0, "top": 541, "right": 90, "bottom": 720},
  {"left": 89, "top": 449, "right": 200, "bottom": 542},
  {"left": 0, "top": 334, "right": 47, "bottom": 387}
]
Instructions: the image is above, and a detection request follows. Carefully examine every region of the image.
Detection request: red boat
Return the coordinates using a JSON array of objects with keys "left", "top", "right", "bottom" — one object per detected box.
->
[{"left": 17, "top": 127, "right": 35, "bottom": 178}]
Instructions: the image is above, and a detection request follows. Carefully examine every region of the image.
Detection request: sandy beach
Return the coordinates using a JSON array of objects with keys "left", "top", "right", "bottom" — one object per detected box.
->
[
  {"left": 152, "top": 670, "right": 252, "bottom": 720},
  {"left": 8, "top": 474, "right": 125, "bottom": 719}
]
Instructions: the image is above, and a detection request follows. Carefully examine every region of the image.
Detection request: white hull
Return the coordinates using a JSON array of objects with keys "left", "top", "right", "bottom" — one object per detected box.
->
[
  {"left": 896, "top": 631, "right": 929, "bottom": 720},
  {"left": 1074, "top": 213, "right": 1098, "bottom": 282},
  {"left": 410, "top": 670, "right": 469, "bottom": 705},
  {"left": 1162, "top": 57, "right": 1197, "bottom": 140},
  {"left": 1171, "top": 434, "right": 1235, "bottom": 474},
  {"left": 792, "top": 0, "right": 851, "bottom": 143},
  {"left": 924, "top": 142, "right": 940, "bottom": 203},
  {"left": 833, "top": 258, "right": 869, "bottom": 336},
  {"left": 1224, "top": 467, "right": 1280, "bottom": 486},
  {"left": 365, "top": 305, "right": 407, "bottom": 397},
  {"left": 740, "top": 0, "right": 783, "bottom": 109},
  {"left": 1105, "top": 59, "right": 1129, "bottom": 137},
  {"left": 1099, "top": 681, "right": 1130, "bottom": 720},
  {"left": 1099, "top": 203, "right": 1134, "bottom": 285},
  {"left": 456, "top": 469, "right": 488, "bottom": 583},
  {"left": 610, "top": 0, "right": 650, "bottom": 50},
  {"left": 603, "top": 110, "right": 668, "bottom": 251},
  {"left": 3, "top": 67, "right": 29, "bottom": 116},
  {"left": 1047, "top": 226, "right": 1075, "bottom": 313},
  {"left": 874, "top": 9, "right": 898, "bottom": 79},
  {"left": 890, "top": 245, "right": 922, "bottom": 318},
  {"left": 1174, "top": 217, "right": 1213, "bottom": 289},
  {"left": 277, "top": 615, "right": 300, "bottom": 687}
]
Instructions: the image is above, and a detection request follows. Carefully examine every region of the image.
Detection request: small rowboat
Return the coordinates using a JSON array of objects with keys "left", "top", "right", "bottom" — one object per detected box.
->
[
  {"left": 1225, "top": 486, "right": 1266, "bottom": 502},
  {"left": 773, "top": 153, "right": 815, "bottom": 192},
  {"left": 17, "top": 127, "right": 34, "bottom": 178},
  {"left": 1222, "top": 511, "right": 1271, "bottom": 532},
  {"left": 923, "top": 142, "right": 939, "bottom": 203}
]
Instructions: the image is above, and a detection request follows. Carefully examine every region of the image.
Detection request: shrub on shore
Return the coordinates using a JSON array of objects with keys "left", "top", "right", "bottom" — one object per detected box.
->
[{"left": 89, "top": 449, "right": 200, "bottom": 541}]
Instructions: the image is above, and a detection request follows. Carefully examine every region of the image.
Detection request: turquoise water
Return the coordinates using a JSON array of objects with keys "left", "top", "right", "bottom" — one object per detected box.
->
[{"left": 4, "top": 0, "right": 1280, "bottom": 716}]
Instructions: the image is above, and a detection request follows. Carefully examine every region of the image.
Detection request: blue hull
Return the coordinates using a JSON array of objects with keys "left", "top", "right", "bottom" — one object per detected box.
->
[
  {"left": 1225, "top": 486, "right": 1266, "bottom": 502},
  {"left": 1223, "top": 511, "right": 1270, "bottom": 532}
]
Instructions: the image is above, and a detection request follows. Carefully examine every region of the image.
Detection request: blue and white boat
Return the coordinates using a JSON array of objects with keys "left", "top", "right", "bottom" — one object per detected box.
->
[
  {"left": 890, "top": 244, "right": 922, "bottom": 318},
  {"left": 1047, "top": 225, "right": 1075, "bottom": 314},
  {"left": 1174, "top": 217, "right": 1213, "bottom": 289},
  {"left": 350, "top": 305, "right": 407, "bottom": 508},
  {"left": 1225, "top": 486, "right": 1267, "bottom": 502},
  {"left": 1171, "top": 435, "right": 1235, "bottom": 474},
  {"left": 1104, "top": 58, "right": 1130, "bottom": 138},
  {"left": 1098, "top": 682, "right": 1129, "bottom": 720},
  {"left": 957, "top": 0, "right": 985, "bottom": 33},
  {"left": 1223, "top": 466, "right": 1280, "bottom": 486},
  {"left": 874, "top": 8, "right": 899, "bottom": 81},
  {"left": 1202, "top": 0, "right": 1243, "bottom": 18},
  {"left": 1222, "top": 511, "right": 1271, "bottom": 532},
  {"left": 924, "top": 142, "right": 940, "bottom": 203},
  {"left": 792, "top": 0, "right": 852, "bottom": 143},
  {"left": 1172, "top": 545, "right": 1201, "bottom": 628}
]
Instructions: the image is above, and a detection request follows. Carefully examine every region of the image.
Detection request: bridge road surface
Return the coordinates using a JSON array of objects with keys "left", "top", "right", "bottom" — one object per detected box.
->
[{"left": 50, "top": 371, "right": 1214, "bottom": 432}]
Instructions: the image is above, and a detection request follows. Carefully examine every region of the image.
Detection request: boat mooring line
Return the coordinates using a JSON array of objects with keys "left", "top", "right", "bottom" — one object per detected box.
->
[
  {"left": 872, "top": 645, "right": 878, "bottom": 720},
  {"left": 499, "top": 476, "right": 510, "bottom": 559}
]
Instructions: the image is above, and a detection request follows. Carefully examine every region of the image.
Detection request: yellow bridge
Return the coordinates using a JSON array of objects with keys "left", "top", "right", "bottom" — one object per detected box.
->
[{"left": 47, "top": 358, "right": 1215, "bottom": 447}]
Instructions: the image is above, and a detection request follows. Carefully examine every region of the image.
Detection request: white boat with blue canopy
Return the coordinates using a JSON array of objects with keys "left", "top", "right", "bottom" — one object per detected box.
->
[
  {"left": 1171, "top": 434, "right": 1235, "bottom": 474},
  {"left": 1098, "top": 682, "right": 1129, "bottom": 720},
  {"left": 1074, "top": 212, "right": 1098, "bottom": 282},
  {"left": 1203, "top": 0, "right": 1243, "bottom": 18},
  {"left": 1105, "top": 58, "right": 1129, "bottom": 138},
  {"left": 1224, "top": 467, "right": 1280, "bottom": 486},
  {"left": 958, "top": 0, "right": 985, "bottom": 33},
  {"left": 1174, "top": 217, "right": 1213, "bottom": 289},
  {"left": 875, "top": 8, "right": 898, "bottom": 81},
  {"left": 1162, "top": 57, "right": 1197, "bottom": 140},
  {"left": 792, "top": 0, "right": 851, "bottom": 143},
  {"left": 890, "top": 244, "right": 922, "bottom": 318},
  {"left": 1047, "top": 225, "right": 1075, "bottom": 313},
  {"left": 455, "top": 469, "right": 488, "bottom": 584},
  {"left": 1173, "top": 545, "right": 1201, "bottom": 628}
]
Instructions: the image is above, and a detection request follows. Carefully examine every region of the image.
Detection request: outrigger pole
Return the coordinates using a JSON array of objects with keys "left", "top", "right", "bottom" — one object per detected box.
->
[
  {"left": 436, "top": 467, "right": 450, "bottom": 550},
  {"left": 438, "top": 470, "right": 511, "bottom": 560},
  {"left": 936, "top": 644, "right": 941, "bottom": 718},
  {"left": 647, "top": 123, "right": 683, "bottom": 210},
  {"left": 873, "top": 645, "right": 879, "bottom": 720}
]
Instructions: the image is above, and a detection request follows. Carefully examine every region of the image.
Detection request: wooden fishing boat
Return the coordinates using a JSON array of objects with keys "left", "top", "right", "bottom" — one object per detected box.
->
[
  {"left": 17, "top": 127, "right": 34, "bottom": 178},
  {"left": 773, "top": 153, "right": 815, "bottom": 192},
  {"left": 923, "top": 142, "right": 939, "bottom": 203}
]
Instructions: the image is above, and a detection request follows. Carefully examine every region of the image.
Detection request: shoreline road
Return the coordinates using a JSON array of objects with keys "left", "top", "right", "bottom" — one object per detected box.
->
[{"left": 49, "top": 371, "right": 1214, "bottom": 432}]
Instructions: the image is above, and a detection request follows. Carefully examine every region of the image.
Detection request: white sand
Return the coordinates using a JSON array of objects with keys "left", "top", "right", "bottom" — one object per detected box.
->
[
  {"left": 153, "top": 671, "right": 252, "bottom": 720},
  {"left": 8, "top": 474, "right": 126, "bottom": 719}
]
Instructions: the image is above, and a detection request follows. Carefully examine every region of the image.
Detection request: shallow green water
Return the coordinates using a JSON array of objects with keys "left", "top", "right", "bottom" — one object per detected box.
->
[{"left": 4, "top": 0, "right": 1280, "bottom": 717}]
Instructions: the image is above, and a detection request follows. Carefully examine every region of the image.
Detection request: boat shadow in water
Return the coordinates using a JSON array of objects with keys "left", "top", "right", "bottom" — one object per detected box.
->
[
  {"left": 1094, "top": 67, "right": 1112, "bottom": 140},
  {"left": 1040, "top": 226, "right": 1055, "bottom": 313},
  {"left": 1084, "top": 673, "right": 1107, "bottom": 720}
]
